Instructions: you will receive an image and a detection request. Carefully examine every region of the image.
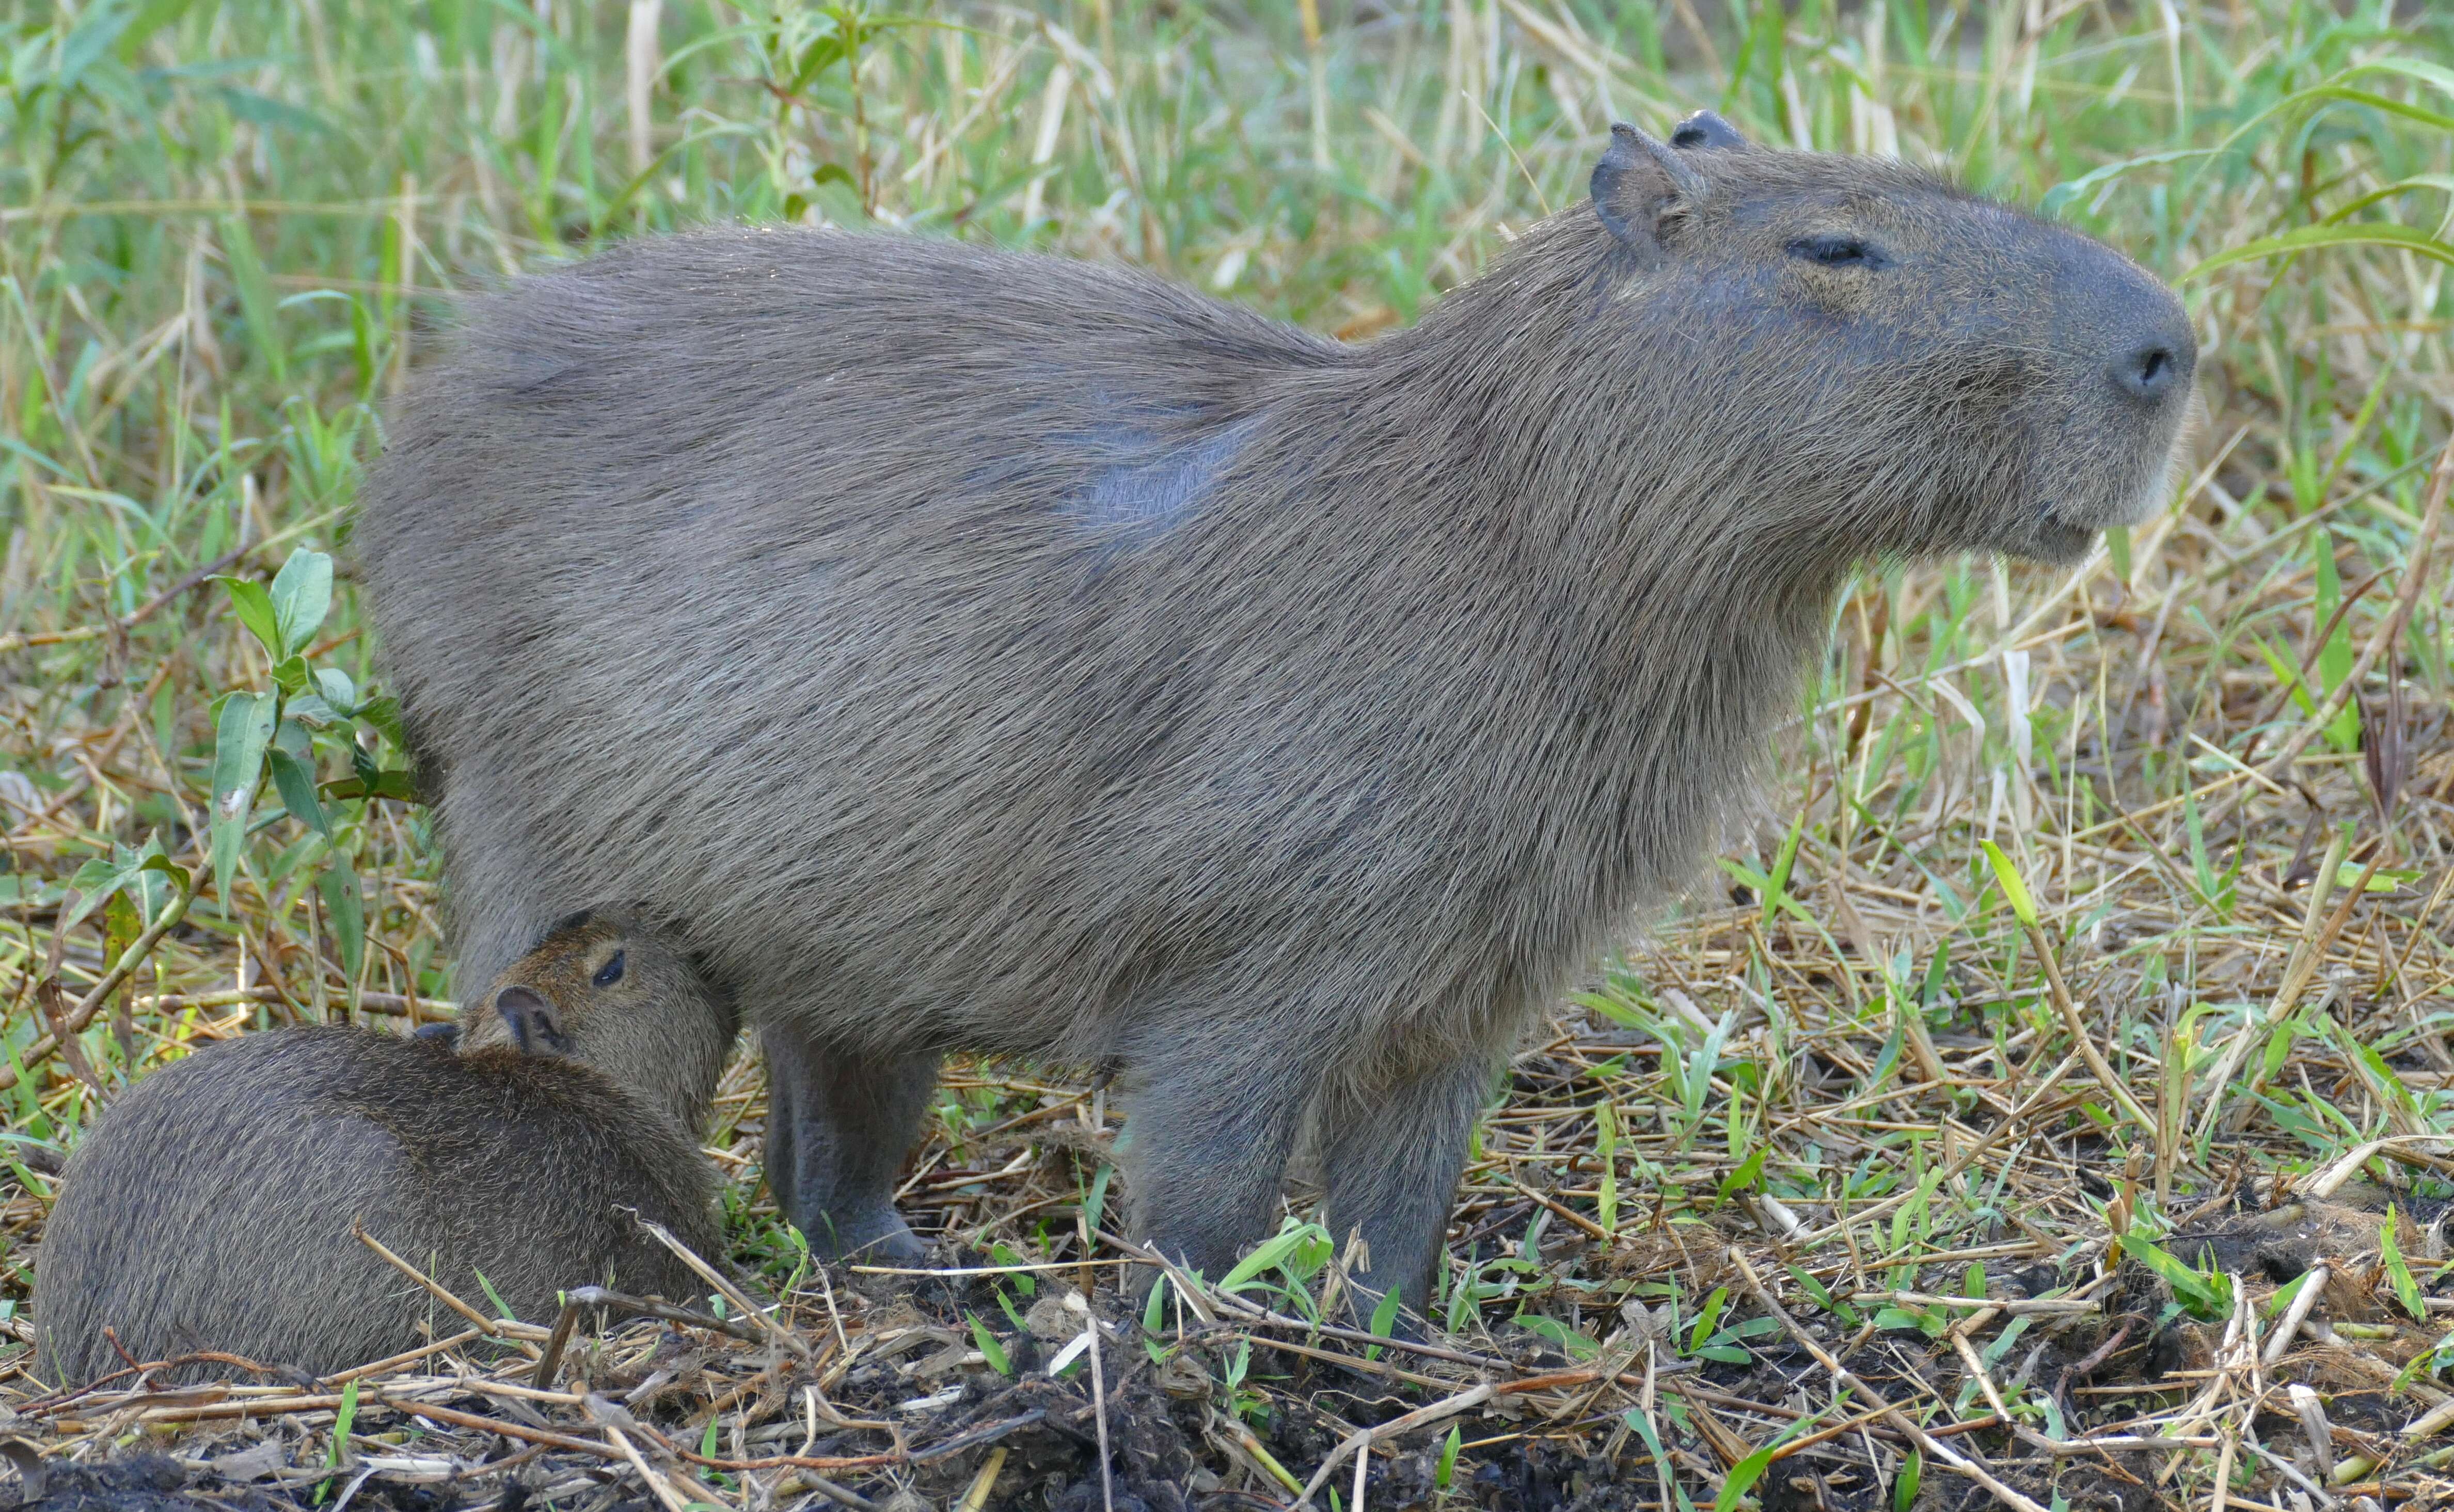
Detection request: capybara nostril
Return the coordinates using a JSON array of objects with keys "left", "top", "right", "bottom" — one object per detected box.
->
[{"left": 2113, "top": 338, "right": 2190, "bottom": 403}]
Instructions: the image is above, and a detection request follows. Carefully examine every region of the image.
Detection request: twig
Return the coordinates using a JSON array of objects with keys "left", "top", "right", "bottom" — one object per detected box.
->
[
  {"left": 0, "top": 888, "right": 192, "bottom": 1093},
  {"left": 1848, "top": 1291, "right": 2096, "bottom": 1316},
  {"left": 2265, "top": 1266, "right": 2330, "bottom": 1367},
  {"left": 1728, "top": 1247, "right": 2053, "bottom": 1512},
  {"left": 1294, "top": 1383, "right": 1497, "bottom": 1508},
  {"left": 1792, "top": 1051, "right": 2080, "bottom": 1246},
  {"left": 601, "top": 1421, "right": 696, "bottom": 1512},
  {"left": 1086, "top": 1319, "right": 1114, "bottom": 1512},
  {"left": 351, "top": 1219, "right": 515, "bottom": 1344},
  {"left": 2018, "top": 915, "right": 2157, "bottom": 1135},
  {"left": 2193, "top": 833, "right": 2377, "bottom": 1140},
  {"left": 0, "top": 544, "right": 252, "bottom": 658},
  {"left": 634, "top": 1215, "right": 814, "bottom": 1361}
]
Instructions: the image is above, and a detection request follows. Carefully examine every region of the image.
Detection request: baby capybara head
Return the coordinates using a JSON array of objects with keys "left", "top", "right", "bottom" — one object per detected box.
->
[
  {"left": 1587, "top": 112, "right": 2195, "bottom": 567},
  {"left": 457, "top": 908, "right": 738, "bottom": 1131}
]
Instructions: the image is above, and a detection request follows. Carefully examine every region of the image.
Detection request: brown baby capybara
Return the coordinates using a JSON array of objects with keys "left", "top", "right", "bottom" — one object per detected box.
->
[
  {"left": 33, "top": 911, "right": 735, "bottom": 1386},
  {"left": 354, "top": 112, "right": 2195, "bottom": 1322}
]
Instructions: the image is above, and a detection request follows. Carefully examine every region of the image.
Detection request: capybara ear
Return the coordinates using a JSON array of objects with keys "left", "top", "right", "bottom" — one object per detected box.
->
[
  {"left": 413, "top": 1022, "right": 462, "bottom": 1046},
  {"left": 1591, "top": 123, "right": 1710, "bottom": 260},
  {"left": 1669, "top": 109, "right": 1747, "bottom": 150},
  {"left": 494, "top": 985, "right": 570, "bottom": 1057}
]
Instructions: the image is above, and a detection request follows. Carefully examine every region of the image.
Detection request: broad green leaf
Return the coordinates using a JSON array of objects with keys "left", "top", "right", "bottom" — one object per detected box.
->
[
  {"left": 1623, "top": 1407, "right": 1671, "bottom": 1477},
  {"left": 967, "top": 1312, "right": 1012, "bottom": 1376},
  {"left": 1141, "top": 1272, "right": 1169, "bottom": 1345},
  {"left": 319, "top": 857, "right": 365, "bottom": 979},
  {"left": 315, "top": 666, "right": 358, "bottom": 715},
  {"left": 268, "top": 743, "right": 330, "bottom": 839},
  {"left": 270, "top": 548, "right": 334, "bottom": 658},
  {"left": 1515, "top": 1313, "right": 1601, "bottom": 1359},
  {"left": 285, "top": 693, "right": 343, "bottom": 728},
  {"left": 64, "top": 835, "right": 176, "bottom": 931},
  {"left": 352, "top": 694, "right": 407, "bottom": 751},
  {"left": 2337, "top": 861, "right": 2419, "bottom": 892},
  {"left": 209, "top": 692, "right": 278, "bottom": 901},
  {"left": 319, "top": 1374, "right": 359, "bottom": 1495},
  {"left": 1434, "top": 1424, "right": 1462, "bottom": 1489},
  {"left": 271, "top": 654, "right": 312, "bottom": 699},
  {"left": 1785, "top": 1264, "right": 1848, "bottom": 1319},
  {"left": 217, "top": 576, "right": 280, "bottom": 658}
]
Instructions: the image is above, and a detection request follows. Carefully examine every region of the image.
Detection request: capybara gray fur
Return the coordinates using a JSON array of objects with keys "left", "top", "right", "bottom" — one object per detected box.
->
[
  {"left": 33, "top": 912, "right": 733, "bottom": 1386},
  {"left": 354, "top": 113, "right": 2195, "bottom": 1319}
]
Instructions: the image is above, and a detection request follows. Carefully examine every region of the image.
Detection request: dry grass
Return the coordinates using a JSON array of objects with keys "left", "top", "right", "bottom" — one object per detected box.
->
[{"left": 5, "top": 0, "right": 2454, "bottom": 1508}]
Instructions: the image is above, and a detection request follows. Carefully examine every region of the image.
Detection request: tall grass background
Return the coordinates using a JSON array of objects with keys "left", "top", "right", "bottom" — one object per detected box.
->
[{"left": 6, "top": 0, "right": 2454, "bottom": 1506}]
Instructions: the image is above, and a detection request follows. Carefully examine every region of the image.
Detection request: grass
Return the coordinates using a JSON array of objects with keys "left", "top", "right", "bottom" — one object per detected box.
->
[{"left": 5, "top": 0, "right": 2454, "bottom": 1507}]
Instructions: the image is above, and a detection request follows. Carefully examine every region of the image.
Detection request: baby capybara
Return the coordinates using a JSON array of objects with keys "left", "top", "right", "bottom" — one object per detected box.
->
[
  {"left": 356, "top": 113, "right": 2195, "bottom": 1319},
  {"left": 34, "top": 911, "right": 734, "bottom": 1385}
]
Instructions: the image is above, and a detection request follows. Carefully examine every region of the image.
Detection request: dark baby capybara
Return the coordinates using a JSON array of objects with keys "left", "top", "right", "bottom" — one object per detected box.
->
[
  {"left": 354, "top": 113, "right": 2195, "bottom": 1319},
  {"left": 33, "top": 911, "right": 735, "bottom": 1385}
]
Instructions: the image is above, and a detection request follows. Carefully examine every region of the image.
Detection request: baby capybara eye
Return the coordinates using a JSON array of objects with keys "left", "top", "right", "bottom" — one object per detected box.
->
[{"left": 593, "top": 950, "right": 626, "bottom": 988}]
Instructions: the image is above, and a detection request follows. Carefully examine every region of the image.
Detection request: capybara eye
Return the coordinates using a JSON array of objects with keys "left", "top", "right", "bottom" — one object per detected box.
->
[
  {"left": 1789, "top": 234, "right": 1884, "bottom": 269},
  {"left": 593, "top": 950, "right": 626, "bottom": 988}
]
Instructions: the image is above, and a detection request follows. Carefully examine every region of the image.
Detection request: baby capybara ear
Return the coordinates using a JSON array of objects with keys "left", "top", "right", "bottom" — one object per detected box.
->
[
  {"left": 1590, "top": 123, "right": 1711, "bottom": 260},
  {"left": 493, "top": 986, "right": 569, "bottom": 1057},
  {"left": 413, "top": 1022, "right": 462, "bottom": 1046},
  {"left": 1668, "top": 109, "right": 1747, "bottom": 150}
]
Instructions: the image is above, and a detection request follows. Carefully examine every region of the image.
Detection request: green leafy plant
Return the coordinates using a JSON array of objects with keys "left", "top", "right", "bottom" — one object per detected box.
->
[
  {"left": 1433, "top": 1423, "right": 1462, "bottom": 1490},
  {"left": 205, "top": 547, "right": 410, "bottom": 982},
  {"left": 2117, "top": 1232, "right": 2235, "bottom": 1322},
  {"left": 966, "top": 1311, "right": 1012, "bottom": 1376}
]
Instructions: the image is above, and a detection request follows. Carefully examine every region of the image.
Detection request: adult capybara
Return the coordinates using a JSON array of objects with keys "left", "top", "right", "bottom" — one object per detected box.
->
[
  {"left": 354, "top": 113, "right": 2194, "bottom": 1319},
  {"left": 34, "top": 912, "right": 734, "bottom": 1385}
]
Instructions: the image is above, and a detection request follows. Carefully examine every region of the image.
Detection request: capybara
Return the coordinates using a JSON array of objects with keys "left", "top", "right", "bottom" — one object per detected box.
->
[
  {"left": 34, "top": 911, "right": 734, "bottom": 1384},
  {"left": 354, "top": 113, "right": 2194, "bottom": 1318}
]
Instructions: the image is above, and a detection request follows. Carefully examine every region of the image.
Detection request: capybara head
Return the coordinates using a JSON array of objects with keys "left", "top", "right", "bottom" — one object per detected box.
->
[
  {"left": 458, "top": 908, "right": 737, "bottom": 1131},
  {"left": 1585, "top": 110, "right": 2194, "bottom": 567}
]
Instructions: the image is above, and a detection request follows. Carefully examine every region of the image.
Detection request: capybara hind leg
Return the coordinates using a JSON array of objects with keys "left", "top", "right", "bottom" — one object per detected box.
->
[
  {"left": 761, "top": 1022, "right": 934, "bottom": 1262},
  {"left": 1318, "top": 1054, "right": 1495, "bottom": 1334},
  {"left": 1120, "top": 1042, "right": 1317, "bottom": 1285}
]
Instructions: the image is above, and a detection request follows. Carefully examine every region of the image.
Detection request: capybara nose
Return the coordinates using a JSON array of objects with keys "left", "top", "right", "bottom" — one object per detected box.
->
[{"left": 2111, "top": 324, "right": 2194, "bottom": 405}]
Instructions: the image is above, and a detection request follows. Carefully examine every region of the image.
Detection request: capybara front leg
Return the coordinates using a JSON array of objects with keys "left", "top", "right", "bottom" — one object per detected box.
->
[
  {"left": 761, "top": 1022, "right": 936, "bottom": 1263},
  {"left": 1120, "top": 1039, "right": 1318, "bottom": 1286},
  {"left": 1318, "top": 1053, "right": 1495, "bottom": 1334}
]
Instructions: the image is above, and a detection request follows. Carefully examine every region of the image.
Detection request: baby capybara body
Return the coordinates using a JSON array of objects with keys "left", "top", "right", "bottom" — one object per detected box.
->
[
  {"left": 357, "top": 114, "right": 2194, "bottom": 1316},
  {"left": 34, "top": 913, "right": 732, "bottom": 1386}
]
